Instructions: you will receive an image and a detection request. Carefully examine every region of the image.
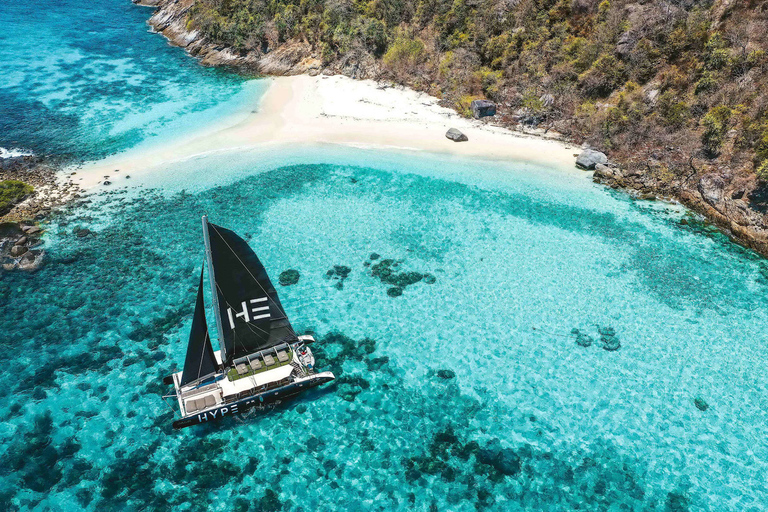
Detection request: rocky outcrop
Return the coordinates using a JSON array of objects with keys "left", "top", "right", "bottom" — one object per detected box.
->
[
  {"left": 445, "top": 128, "right": 468, "bottom": 142},
  {"left": 0, "top": 221, "right": 45, "bottom": 272},
  {"left": 592, "top": 161, "right": 768, "bottom": 256},
  {"left": 139, "top": 0, "right": 340, "bottom": 76},
  {"left": 0, "top": 155, "right": 81, "bottom": 223}
]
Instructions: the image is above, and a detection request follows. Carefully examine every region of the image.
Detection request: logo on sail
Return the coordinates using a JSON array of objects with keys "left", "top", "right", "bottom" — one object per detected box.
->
[{"left": 227, "top": 297, "right": 270, "bottom": 329}]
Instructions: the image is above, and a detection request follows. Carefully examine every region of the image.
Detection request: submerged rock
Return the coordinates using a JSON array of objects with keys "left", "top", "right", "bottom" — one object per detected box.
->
[
  {"left": 598, "top": 326, "right": 621, "bottom": 351},
  {"left": 477, "top": 439, "right": 522, "bottom": 476},
  {"left": 436, "top": 369, "right": 456, "bottom": 380},
  {"left": 576, "top": 149, "right": 608, "bottom": 170},
  {"left": 694, "top": 397, "right": 709, "bottom": 411},
  {"left": 445, "top": 128, "right": 468, "bottom": 142},
  {"left": 278, "top": 269, "right": 300, "bottom": 286},
  {"left": 370, "top": 257, "right": 435, "bottom": 296},
  {"left": 571, "top": 328, "right": 594, "bottom": 348},
  {"left": 326, "top": 265, "right": 352, "bottom": 289}
]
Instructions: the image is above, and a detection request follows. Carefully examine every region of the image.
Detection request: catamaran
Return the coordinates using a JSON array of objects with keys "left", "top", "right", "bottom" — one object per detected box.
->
[{"left": 163, "top": 216, "right": 335, "bottom": 429}]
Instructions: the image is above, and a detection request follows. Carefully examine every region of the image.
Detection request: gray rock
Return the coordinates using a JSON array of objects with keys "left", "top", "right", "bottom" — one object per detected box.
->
[
  {"left": 616, "top": 31, "right": 637, "bottom": 56},
  {"left": 18, "top": 250, "right": 44, "bottom": 272},
  {"left": 15, "top": 236, "right": 28, "bottom": 246},
  {"left": 470, "top": 100, "right": 496, "bottom": 119},
  {"left": 445, "top": 128, "right": 468, "bottom": 142},
  {"left": 22, "top": 225, "right": 41, "bottom": 235},
  {"left": 576, "top": 149, "right": 608, "bottom": 170},
  {"left": 645, "top": 88, "right": 660, "bottom": 106},
  {"left": 540, "top": 94, "right": 555, "bottom": 108},
  {"left": 698, "top": 174, "right": 725, "bottom": 205},
  {"left": 10, "top": 245, "right": 27, "bottom": 257}
]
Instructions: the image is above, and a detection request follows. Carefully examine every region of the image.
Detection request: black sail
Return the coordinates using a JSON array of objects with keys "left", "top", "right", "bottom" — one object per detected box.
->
[
  {"left": 180, "top": 270, "right": 218, "bottom": 387},
  {"left": 206, "top": 221, "right": 296, "bottom": 365}
]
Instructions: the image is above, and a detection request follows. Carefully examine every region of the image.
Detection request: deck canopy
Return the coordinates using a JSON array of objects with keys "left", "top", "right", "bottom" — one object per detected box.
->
[{"left": 206, "top": 220, "right": 297, "bottom": 366}]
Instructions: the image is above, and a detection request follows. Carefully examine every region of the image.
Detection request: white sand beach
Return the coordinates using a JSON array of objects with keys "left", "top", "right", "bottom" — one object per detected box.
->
[{"left": 74, "top": 74, "right": 580, "bottom": 188}]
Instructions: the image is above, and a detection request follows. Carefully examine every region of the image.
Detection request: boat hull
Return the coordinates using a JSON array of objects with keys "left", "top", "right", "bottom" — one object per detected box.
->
[{"left": 172, "top": 371, "right": 335, "bottom": 429}]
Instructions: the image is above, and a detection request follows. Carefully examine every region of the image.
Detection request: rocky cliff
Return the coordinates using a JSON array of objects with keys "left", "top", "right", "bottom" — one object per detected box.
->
[{"left": 136, "top": 0, "right": 381, "bottom": 77}]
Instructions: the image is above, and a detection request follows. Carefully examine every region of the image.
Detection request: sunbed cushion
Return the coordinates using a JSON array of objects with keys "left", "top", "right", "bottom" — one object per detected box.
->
[
  {"left": 186, "top": 400, "right": 198, "bottom": 413},
  {"left": 277, "top": 350, "right": 289, "bottom": 362},
  {"left": 204, "top": 395, "right": 216, "bottom": 407},
  {"left": 250, "top": 359, "right": 262, "bottom": 370},
  {"left": 236, "top": 364, "right": 248, "bottom": 375},
  {"left": 264, "top": 354, "right": 275, "bottom": 366}
]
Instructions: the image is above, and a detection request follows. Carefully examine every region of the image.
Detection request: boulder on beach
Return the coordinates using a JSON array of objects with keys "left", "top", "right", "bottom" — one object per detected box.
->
[
  {"left": 445, "top": 128, "right": 468, "bottom": 142},
  {"left": 576, "top": 149, "right": 608, "bottom": 170},
  {"left": 470, "top": 100, "right": 496, "bottom": 119}
]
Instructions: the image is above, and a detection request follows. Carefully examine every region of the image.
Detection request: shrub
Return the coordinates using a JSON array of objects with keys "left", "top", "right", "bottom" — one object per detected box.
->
[
  {"left": 362, "top": 18, "right": 388, "bottom": 56},
  {"left": 657, "top": 92, "right": 689, "bottom": 128},
  {"left": 694, "top": 71, "right": 717, "bottom": 95},
  {"left": 701, "top": 105, "right": 733, "bottom": 157},
  {"left": 383, "top": 34, "right": 426, "bottom": 73},
  {"left": 705, "top": 33, "right": 730, "bottom": 70},
  {"left": 579, "top": 53, "right": 626, "bottom": 98},
  {"left": 456, "top": 94, "right": 483, "bottom": 117},
  {"left": 0, "top": 180, "right": 34, "bottom": 215},
  {"left": 475, "top": 68, "right": 503, "bottom": 98},
  {"left": 757, "top": 161, "right": 768, "bottom": 182}
]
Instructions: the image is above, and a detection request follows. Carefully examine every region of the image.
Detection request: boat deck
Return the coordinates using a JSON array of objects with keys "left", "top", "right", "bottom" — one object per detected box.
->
[{"left": 173, "top": 348, "right": 303, "bottom": 417}]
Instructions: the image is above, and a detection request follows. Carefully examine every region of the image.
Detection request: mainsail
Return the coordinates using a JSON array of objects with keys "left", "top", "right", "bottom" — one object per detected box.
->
[
  {"left": 180, "top": 270, "right": 218, "bottom": 387},
  {"left": 205, "top": 220, "right": 297, "bottom": 365}
]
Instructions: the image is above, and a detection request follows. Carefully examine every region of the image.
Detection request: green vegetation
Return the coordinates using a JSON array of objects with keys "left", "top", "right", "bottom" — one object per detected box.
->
[
  {"left": 189, "top": 0, "right": 768, "bottom": 182},
  {"left": 0, "top": 180, "right": 33, "bottom": 215}
]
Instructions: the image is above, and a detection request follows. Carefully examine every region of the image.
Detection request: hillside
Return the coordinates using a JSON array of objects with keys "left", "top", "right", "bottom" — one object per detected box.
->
[{"left": 142, "top": 0, "right": 768, "bottom": 255}]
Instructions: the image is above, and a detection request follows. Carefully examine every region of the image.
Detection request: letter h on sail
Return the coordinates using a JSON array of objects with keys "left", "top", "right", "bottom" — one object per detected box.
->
[{"left": 227, "top": 297, "right": 270, "bottom": 329}]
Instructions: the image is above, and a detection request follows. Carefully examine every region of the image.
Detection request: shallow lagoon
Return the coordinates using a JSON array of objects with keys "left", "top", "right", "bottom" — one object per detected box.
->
[
  {"left": 1, "top": 147, "right": 767, "bottom": 511},
  {"left": 0, "top": 0, "right": 261, "bottom": 161}
]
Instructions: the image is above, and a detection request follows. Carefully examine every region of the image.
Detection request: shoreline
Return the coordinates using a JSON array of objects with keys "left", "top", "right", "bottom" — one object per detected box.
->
[
  {"left": 134, "top": 0, "right": 768, "bottom": 257},
  {"left": 74, "top": 75, "right": 580, "bottom": 189}
]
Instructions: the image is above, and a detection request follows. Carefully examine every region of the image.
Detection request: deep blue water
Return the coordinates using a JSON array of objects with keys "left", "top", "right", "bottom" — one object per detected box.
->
[{"left": 1, "top": 2, "right": 768, "bottom": 512}]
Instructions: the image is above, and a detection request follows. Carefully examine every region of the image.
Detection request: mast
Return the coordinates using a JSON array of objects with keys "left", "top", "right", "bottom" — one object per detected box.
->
[{"left": 202, "top": 215, "right": 227, "bottom": 363}]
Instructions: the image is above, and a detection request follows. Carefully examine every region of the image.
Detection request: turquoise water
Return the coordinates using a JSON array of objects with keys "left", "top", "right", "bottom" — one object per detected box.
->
[
  {"left": 0, "top": 0, "right": 262, "bottom": 161},
  {"left": 1, "top": 147, "right": 768, "bottom": 511},
  {"left": 2, "top": 1, "right": 768, "bottom": 510}
]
